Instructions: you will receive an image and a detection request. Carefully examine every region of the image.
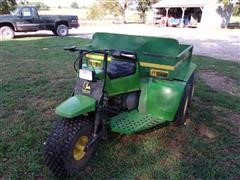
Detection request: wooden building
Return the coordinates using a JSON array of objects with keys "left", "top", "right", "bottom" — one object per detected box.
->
[{"left": 152, "top": 0, "right": 236, "bottom": 28}]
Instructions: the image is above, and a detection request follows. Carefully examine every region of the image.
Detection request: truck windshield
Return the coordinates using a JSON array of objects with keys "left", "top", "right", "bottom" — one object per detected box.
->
[{"left": 10, "top": 8, "right": 20, "bottom": 15}]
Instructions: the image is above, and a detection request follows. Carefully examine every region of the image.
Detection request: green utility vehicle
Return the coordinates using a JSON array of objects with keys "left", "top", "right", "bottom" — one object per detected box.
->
[{"left": 44, "top": 32, "right": 196, "bottom": 176}]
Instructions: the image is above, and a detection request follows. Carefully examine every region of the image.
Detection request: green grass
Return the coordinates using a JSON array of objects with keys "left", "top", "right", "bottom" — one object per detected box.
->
[{"left": 0, "top": 37, "right": 240, "bottom": 179}]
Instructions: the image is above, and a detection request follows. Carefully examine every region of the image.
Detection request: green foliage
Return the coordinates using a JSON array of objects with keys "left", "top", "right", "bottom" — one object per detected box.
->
[
  {"left": 219, "top": 0, "right": 240, "bottom": 16},
  {"left": 87, "top": 2, "right": 106, "bottom": 20},
  {"left": 233, "top": 3, "right": 240, "bottom": 16},
  {"left": 18, "top": 0, "right": 29, "bottom": 5},
  {"left": 70, "top": 2, "right": 79, "bottom": 9},
  {"left": 29, "top": 2, "right": 49, "bottom": 11},
  {"left": 0, "top": 0, "right": 16, "bottom": 14},
  {"left": 87, "top": 0, "right": 124, "bottom": 20},
  {"left": 135, "top": 0, "right": 158, "bottom": 23}
]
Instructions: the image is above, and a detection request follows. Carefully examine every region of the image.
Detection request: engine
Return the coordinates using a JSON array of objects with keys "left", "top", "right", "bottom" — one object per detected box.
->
[{"left": 105, "top": 91, "right": 140, "bottom": 113}]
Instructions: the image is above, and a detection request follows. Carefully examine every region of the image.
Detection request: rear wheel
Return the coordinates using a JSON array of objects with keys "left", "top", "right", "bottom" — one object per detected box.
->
[
  {"left": 56, "top": 24, "right": 69, "bottom": 36},
  {"left": 44, "top": 117, "right": 95, "bottom": 177},
  {"left": 172, "top": 85, "right": 191, "bottom": 126},
  {"left": 0, "top": 26, "right": 14, "bottom": 40},
  {"left": 172, "top": 72, "right": 195, "bottom": 126},
  {"left": 188, "top": 72, "right": 195, "bottom": 106}
]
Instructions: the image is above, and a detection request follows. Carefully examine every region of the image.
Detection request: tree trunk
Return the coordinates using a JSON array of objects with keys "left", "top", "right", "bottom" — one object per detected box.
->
[
  {"left": 141, "top": 11, "right": 146, "bottom": 23},
  {"left": 221, "top": 3, "right": 234, "bottom": 28},
  {"left": 123, "top": 10, "right": 126, "bottom": 24}
]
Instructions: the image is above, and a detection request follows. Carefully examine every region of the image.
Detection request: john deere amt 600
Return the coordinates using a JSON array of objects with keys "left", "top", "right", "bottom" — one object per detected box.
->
[{"left": 44, "top": 32, "right": 196, "bottom": 176}]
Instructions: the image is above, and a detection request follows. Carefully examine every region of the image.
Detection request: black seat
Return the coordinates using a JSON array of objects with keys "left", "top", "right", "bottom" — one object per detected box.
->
[{"left": 107, "top": 60, "right": 136, "bottom": 79}]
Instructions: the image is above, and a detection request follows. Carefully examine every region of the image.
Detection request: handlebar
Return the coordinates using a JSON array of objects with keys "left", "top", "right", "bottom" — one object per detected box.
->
[
  {"left": 64, "top": 46, "right": 78, "bottom": 52},
  {"left": 64, "top": 46, "right": 136, "bottom": 59},
  {"left": 64, "top": 46, "right": 137, "bottom": 73}
]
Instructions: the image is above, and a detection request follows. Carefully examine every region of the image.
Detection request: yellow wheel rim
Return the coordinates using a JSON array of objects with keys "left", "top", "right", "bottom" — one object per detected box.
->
[{"left": 73, "top": 136, "right": 88, "bottom": 160}]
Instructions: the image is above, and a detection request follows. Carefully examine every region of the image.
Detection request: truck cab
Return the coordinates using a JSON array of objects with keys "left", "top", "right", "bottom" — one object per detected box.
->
[{"left": 11, "top": 6, "right": 42, "bottom": 31}]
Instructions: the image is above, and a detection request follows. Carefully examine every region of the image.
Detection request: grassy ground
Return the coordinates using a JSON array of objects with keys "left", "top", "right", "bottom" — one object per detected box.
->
[{"left": 0, "top": 37, "right": 239, "bottom": 179}]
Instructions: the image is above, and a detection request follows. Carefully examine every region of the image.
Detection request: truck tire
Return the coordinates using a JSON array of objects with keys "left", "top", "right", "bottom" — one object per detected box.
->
[
  {"left": 56, "top": 24, "right": 69, "bottom": 36},
  {"left": 44, "top": 117, "right": 95, "bottom": 177},
  {"left": 0, "top": 26, "right": 14, "bottom": 40}
]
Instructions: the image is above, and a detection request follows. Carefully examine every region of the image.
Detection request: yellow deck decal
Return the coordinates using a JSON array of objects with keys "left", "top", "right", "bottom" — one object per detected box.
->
[
  {"left": 86, "top": 54, "right": 111, "bottom": 61},
  {"left": 150, "top": 69, "right": 169, "bottom": 78},
  {"left": 140, "top": 62, "right": 175, "bottom": 71}
]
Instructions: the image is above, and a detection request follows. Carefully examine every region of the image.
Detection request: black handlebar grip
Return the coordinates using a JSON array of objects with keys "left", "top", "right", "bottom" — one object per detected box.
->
[{"left": 64, "top": 46, "right": 77, "bottom": 52}]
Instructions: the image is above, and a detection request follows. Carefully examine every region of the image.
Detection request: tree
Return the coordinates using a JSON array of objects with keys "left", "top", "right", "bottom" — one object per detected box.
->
[
  {"left": 219, "top": 0, "right": 240, "bottom": 16},
  {"left": 0, "top": 0, "right": 16, "bottom": 14},
  {"left": 135, "top": 0, "right": 158, "bottom": 23},
  {"left": 33, "top": 2, "right": 49, "bottom": 10},
  {"left": 218, "top": 0, "right": 240, "bottom": 27},
  {"left": 71, "top": 2, "right": 79, "bottom": 9},
  {"left": 119, "top": 0, "right": 130, "bottom": 23},
  {"left": 87, "top": 2, "right": 106, "bottom": 20},
  {"left": 18, "top": 0, "right": 29, "bottom": 5},
  {"left": 87, "top": 0, "right": 126, "bottom": 20},
  {"left": 233, "top": 3, "right": 240, "bottom": 16}
]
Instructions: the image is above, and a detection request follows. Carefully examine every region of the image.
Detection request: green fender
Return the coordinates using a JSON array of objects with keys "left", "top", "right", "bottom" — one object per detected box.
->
[
  {"left": 138, "top": 78, "right": 186, "bottom": 121},
  {"left": 55, "top": 95, "right": 96, "bottom": 118}
]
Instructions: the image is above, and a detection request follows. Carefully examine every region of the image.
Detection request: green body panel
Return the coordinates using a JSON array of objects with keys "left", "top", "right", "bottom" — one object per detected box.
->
[
  {"left": 110, "top": 110, "right": 166, "bottom": 135},
  {"left": 175, "top": 62, "right": 197, "bottom": 81},
  {"left": 138, "top": 78, "right": 186, "bottom": 121},
  {"left": 105, "top": 65, "right": 141, "bottom": 96},
  {"left": 55, "top": 95, "right": 96, "bottom": 118}
]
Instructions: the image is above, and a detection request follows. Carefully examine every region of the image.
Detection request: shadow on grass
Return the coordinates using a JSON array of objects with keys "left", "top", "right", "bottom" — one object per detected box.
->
[
  {"left": 14, "top": 34, "right": 55, "bottom": 39},
  {"left": 13, "top": 32, "right": 93, "bottom": 40}
]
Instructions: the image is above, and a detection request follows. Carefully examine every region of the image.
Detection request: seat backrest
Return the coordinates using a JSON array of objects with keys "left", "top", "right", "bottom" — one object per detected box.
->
[{"left": 91, "top": 32, "right": 180, "bottom": 58}]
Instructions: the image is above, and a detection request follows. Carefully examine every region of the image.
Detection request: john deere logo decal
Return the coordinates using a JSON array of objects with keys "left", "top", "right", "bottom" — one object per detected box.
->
[{"left": 82, "top": 81, "right": 91, "bottom": 94}]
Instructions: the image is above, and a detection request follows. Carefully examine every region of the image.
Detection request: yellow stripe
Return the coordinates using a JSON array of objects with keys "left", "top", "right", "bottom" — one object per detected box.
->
[
  {"left": 140, "top": 62, "right": 175, "bottom": 71},
  {"left": 86, "top": 54, "right": 177, "bottom": 71},
  {"left": 86, "top": 54, "right": 111, "bottom": 61}
]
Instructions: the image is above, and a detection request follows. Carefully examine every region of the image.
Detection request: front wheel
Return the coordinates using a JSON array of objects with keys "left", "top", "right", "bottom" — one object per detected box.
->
[
  {"left": 0, "top": 26, "right": 15, "bottom": 40},
  {"left": 44, "top": 117, "right": 95, "bottom": 177},
  {"left": 56, "top": 24, "right": 69, "bottom": 36}
]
